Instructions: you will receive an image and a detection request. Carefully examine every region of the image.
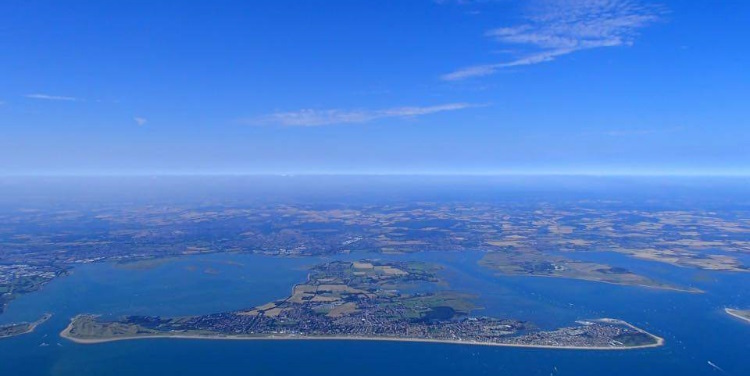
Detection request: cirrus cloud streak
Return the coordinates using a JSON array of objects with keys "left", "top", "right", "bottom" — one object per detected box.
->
[
  {"left": 443, "top": 0, "right": 663, "bottom": 80},
  {"left": 247, "top": 103, "right": 479, "bottom": 126},
  {"left": 24, "top": 93, "right": 81, "bottom": 101}
]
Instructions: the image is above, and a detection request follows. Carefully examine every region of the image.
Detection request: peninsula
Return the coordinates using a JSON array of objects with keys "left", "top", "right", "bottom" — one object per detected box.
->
[
  {"left": 61, "top": 261, "right": 662, "bottom": 350},
  {"left": 725, "top": 308, "right": 750, "bottom": 324},
  {"left": 0, "top": 313, "right": 52, "bottom": 339}
]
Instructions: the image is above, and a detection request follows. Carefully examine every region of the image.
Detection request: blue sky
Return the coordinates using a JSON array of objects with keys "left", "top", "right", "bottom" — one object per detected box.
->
[{"left": 1, "top": 0, "right": 748, "bottom": 175}]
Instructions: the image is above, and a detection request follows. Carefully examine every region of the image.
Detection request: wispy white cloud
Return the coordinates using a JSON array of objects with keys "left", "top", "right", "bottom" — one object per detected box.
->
[
  {"left": 248, "top": 103, "right": 478, "bottom": 126},
  {"left": 25, "top": 93, "right": 81, "bottom": 101},
  {"left": 134, "top": 117, "right": 148, "bottom": 126},
  {"left": 443, "top": 0, "right": 663, "bottom": 80},
  {"left": 443, "top": 49, "right": 574, "bottom": 80}
]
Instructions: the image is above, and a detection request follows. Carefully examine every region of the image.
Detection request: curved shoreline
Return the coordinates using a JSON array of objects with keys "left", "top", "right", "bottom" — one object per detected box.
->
[
  {"left": 0, "top": 313, "right": 52, "bottom": 339},
  {"left": 60, "top": 316, "right": 664, "bottom": 350},
  {"left": 725, "top": 308, "right": 750, "bottom": 324}
]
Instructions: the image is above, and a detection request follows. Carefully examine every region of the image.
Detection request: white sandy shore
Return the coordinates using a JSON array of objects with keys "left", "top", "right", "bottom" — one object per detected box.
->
[
  {"left": 60, "top": 316, "right": 664, "bottom": 350},
  {"left": 725, "top": 308, "right": 750, "bottom": 324}
]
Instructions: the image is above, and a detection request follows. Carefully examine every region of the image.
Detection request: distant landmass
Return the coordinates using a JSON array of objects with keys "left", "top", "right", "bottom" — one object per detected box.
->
[{"left": 4, "top": 198, "right": 745, "bottom": 316}]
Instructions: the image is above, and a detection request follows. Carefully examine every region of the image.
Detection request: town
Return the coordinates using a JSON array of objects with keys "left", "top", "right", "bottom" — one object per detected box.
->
[{"left": 63, "top": 260, "right": 661, "bottom": 349}]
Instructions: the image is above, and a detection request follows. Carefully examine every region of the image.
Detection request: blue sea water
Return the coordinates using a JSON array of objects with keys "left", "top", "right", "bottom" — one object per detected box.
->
[{"left": 1, "top": 251, "right": 748, "bottom": 376}]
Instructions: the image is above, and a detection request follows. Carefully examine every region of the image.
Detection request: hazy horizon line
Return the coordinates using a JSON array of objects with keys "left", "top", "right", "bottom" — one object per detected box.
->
[{"left": 2, "top": 170, "right": 750, "bottom": 178}]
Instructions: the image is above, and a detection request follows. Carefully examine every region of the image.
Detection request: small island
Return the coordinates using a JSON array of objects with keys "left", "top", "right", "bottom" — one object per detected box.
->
[
  {"left": 725, "top": 308, "right": 750, "bottom": 324},
  {"left": 62, "top": 260, "right": 662, "bottom": 350},
  {"left": 0, "top": 313, "right": 52, "bottom": 339},
  {"left": 479, "top": 251, "right": 701, "bottom": 293}
]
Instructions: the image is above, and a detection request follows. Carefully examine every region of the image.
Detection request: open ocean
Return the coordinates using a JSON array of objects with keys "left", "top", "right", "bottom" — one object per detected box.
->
[{"left": 1, "top": 251, "right": 748, "bottom": 376}]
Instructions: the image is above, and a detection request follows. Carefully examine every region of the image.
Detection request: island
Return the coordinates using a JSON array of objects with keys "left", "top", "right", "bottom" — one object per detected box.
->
[
  {"left": 725, "top": 308, "right": 750, "bottom": 324},
  {"left": 0, "top": 313, "right": 52, "bottom": 339},
  {"left": 61, "top": 260, "right": 663, "bottom": 350},
  {"left": 479, "top": 251, "right": 702, "bottom": 293}
]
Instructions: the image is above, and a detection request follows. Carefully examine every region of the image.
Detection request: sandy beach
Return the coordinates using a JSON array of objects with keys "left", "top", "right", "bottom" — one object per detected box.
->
[
  {"left": 725, "top": 308, "right": 750, "bottom": 324},
  {"left": 60, "top": 317, "right": 664, "bottom": 350}
]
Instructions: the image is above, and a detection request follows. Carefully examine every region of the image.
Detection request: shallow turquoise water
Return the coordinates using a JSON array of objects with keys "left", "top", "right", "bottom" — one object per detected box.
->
[{"left": 1, "top": 252, "right": 748, "bottom": 376}]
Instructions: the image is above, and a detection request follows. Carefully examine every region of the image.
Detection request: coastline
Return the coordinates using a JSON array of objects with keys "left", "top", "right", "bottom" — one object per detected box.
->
[
  {"left": 725, "top": 308, "right": 750, "bottom": 324},
  {"left": 483, "top": 269, "right": 702, "bottom": 294},
  {"left": 0, "top": 313, "right": 52, "bottom": 339},
  {"left": 543, "top": 274, "right": 701, "bottom": 294},
  {"left": 60, "top": 316, "right": 664, "bottom": 350}
]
